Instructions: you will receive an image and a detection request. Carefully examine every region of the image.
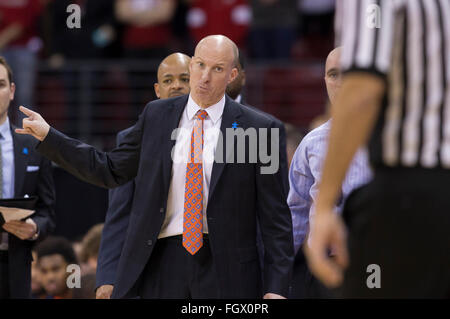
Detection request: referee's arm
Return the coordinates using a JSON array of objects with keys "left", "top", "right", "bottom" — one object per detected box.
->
[{"left": 305, "top": 0, "right": 395, "bottom": 288}]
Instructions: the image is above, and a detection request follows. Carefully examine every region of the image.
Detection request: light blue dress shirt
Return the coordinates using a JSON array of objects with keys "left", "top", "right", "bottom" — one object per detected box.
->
[
  {"left": 0, "top": 117, "right": 15, "bottom": 199},
  {"left": 0, "top": 117, "right": 15, "bottom": 250},
  {"left": 287, "top": 120, "right": 373, "bottom": 253}
]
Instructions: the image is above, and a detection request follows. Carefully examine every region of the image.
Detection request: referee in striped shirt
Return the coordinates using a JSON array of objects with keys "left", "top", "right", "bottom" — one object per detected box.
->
[{"left": 305, "top": 0, "right": 450, "bottom": 298}]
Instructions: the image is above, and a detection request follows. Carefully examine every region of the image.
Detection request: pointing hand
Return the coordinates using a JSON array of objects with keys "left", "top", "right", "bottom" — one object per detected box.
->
[{"left": 15, "top": 106, "right": 50, "bottom": 142}]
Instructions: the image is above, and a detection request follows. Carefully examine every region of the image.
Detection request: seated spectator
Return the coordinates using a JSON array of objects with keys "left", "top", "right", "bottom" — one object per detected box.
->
[
  {"left": 186, "top": 0, "right": 250, "bottom": 49},
  {"left": 43, "top": 0, "right": 121, "bottom": 137},
  {"left": 71, "top": 236, "right": 91, "bottom": 275},
  {"left": 0, "top": 0, "right": 44, "bottom": 122},
  {"left": 47, "top": 0, "right": 120, "bottom": 62},
  {"left": 297, "top": 0, "right": 335, "bottom": 37},
  {"left": 115, "top": 0, "right": 177, "bottom": 60},
  {"left": 79, "top": 223, "right": 104, "bottom": 275},
  {"left": 31, "top": 250, "right": 46, "bottom": 299},
  {"left": 72, "top": 273, "right": 96, "bottom": 299},
  {"left": 249, "top": 0, "right": 298, "bottom": 60},
  {"left": 35, "top": 236, "right": 78, "bottom": 299}
]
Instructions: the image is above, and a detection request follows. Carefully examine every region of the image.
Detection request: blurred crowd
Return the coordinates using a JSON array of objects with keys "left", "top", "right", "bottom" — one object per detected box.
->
[
  {"left": 31, "top": 224, "right": 103, "bottom": 299},
  {"left": 0, "top": 0, "right": 336, "bottom": 62},
  {"left": 0, "top": 0, "right": 335, "bottom": 120}
]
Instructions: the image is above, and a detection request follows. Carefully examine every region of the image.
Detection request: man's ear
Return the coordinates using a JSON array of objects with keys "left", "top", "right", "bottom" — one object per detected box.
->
[
  {"left": 154, "top": 83, "right": 160, "bottom": 98},
  {"left": 10, "top": 82, "right": 15, "bottom": 101},
  {"left": 189, "top": 58, "right": 194, "bottom": 72},
  {"left": 228, "top": 67, "right": 238, "bottom": 84}
]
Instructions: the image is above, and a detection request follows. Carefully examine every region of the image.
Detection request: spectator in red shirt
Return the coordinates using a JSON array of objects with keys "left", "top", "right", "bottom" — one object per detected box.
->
[
  {"left": 0, "top": 0, "right": 44, "bottom": 122},
  {"left": 115, "top": 0, "right": 177, "bottom": 60},
  {"left": 186, "top": 0, "right": 250, "bottom": 49}
]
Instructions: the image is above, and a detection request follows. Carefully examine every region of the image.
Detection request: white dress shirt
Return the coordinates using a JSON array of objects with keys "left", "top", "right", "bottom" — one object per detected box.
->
[{"left": 158, "top": 94, "right": 225, "bottom": 239}]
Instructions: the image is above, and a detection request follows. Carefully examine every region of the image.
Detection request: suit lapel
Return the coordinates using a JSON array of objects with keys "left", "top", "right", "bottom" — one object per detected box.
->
[
  {"left": 11, "top": 125, "right": 28, "bottom": 197},
  {"left": 208, "top": 96, "right": 242, "bottom": 200},
  {"left": 162, "top": 95, "right": 189, "bottom": 195}
]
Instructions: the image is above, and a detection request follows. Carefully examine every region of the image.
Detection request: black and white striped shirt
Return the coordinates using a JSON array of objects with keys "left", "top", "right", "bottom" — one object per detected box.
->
[{"left": 336, "top": 0, "right": 450, "bottom": 169}]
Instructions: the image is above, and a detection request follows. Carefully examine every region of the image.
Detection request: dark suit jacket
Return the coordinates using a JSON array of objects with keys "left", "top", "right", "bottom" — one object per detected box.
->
[
  {"left": 96, "top": 128, "right": 134, "bottom": 289},
  {"left": 241, "top": 104, "right": 288, "bottom": 279},
  {"left": 7, "top": 125, "right": 55, "bottom": 298},
  {"left": 239, "top": 95, "right": 288, "bottom": 190},
  {"left": 96, "top": 109, "right": 288, "bottom": 291},
  {"left": 37, "top": 95, "right": 294, "bottom": 298}
]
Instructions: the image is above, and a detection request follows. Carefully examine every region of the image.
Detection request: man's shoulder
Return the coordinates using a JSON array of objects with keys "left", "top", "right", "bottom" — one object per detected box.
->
[
  {"left": 144, "top": 94, "right": 187, "bottom": 112},
  {"left": 241, "top": 103, "right": 284, "bottom": 128},
  {"left": 132, "top": 94, "right": 188, "bottom": 130},
  {"left": 294, "top": 121, "right": 330, "bottom": 156},
  {"left": 301, "top": 121, "right": 330, "bottom": 144},
  {"left": 290, "top": 121, "right": 331, "bottom": 170},
  {"left": 116, "top": 127, "right": 134, "bottom": 144},
  {"left": 234, "top": 101, "right": 278, "bottom": 127}
]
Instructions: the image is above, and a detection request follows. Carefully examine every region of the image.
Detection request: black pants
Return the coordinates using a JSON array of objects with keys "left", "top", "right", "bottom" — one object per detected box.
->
[
  {"left": 340, "top": 167, "right": 450, "bottom": 298},
  {"left": 0, "top": 251, "right": 9, "bottom": 299},
  {"left": 137, "top": 235, "right": 219, "bottom": 298}
]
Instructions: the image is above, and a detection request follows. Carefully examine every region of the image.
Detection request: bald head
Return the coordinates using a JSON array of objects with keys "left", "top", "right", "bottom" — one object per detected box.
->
[
  {"left": 324, "top": 47, "right": 343, "bottom": 105},
  {"left": 325, "top": 47, "right": 342, "bottom": 76},
  {"left": 195, "top": 35, "right": 239, "bottom": 68},
  {"left": 154, "top": 53, "right": 191, "bottom": 99},
  {"left": 189, "top": 35, "right": 239, "bottom": 108}
]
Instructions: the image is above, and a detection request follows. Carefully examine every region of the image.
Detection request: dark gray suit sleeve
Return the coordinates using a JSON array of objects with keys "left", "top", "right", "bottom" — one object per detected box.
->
[
  {"left": 36, "top": 106, "right": 147, "bottom": 189},
  {"left": 96, "top": 181, "right": 134, "bottom": 288},
  {"left": 256, "top": 119, "right": 294, "bottom": 297},
  {"left": 96, "top": 129, "right": 135, "bottom": 288},
  {"left": 31, "top": 156, "right": 55, "bottom": 239}
]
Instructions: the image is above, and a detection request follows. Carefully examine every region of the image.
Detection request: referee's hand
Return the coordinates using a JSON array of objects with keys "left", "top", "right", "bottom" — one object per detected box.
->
[
  {"left": 15, "top": 106, "right": 51, "bottom": 142},
  {"left": 304, "top": 210, "right": 349, "bottom": 288}
]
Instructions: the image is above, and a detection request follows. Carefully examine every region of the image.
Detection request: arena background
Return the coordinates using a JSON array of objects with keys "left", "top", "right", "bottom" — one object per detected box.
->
[{"left": 2, "top": 0, "right": 334, "bottom": 272}]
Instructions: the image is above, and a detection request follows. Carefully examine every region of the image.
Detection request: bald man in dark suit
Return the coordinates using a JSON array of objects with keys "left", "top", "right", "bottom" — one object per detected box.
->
[{"left": 17, "top": 35, "right": 294, "bottom": 299}]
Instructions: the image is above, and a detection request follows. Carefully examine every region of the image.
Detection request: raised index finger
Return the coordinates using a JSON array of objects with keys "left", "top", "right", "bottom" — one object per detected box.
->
[{"left": 19, "top": 105, "right": 36, "bottom": 117}]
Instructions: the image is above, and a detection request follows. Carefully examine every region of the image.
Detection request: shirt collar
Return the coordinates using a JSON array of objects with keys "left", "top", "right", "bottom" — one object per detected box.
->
[
  {"left": 186, "top": 94, "right": 225, "bottom": 125},
  {"left": 234, "top": 94, "right": 242, "bottom": 103},
  {"left": 0, "top": 117, "right": 11, "bottom": 140}
]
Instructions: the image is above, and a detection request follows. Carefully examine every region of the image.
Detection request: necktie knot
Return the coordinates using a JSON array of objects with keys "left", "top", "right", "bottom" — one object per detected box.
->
[{"left": 196, "top": 110, "right": 208, "bottom": 120}]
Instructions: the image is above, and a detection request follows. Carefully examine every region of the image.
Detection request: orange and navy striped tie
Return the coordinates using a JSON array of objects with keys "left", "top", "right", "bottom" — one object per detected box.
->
[{"left": 183, "top": 109, "right": 208, "bottom": 255}]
